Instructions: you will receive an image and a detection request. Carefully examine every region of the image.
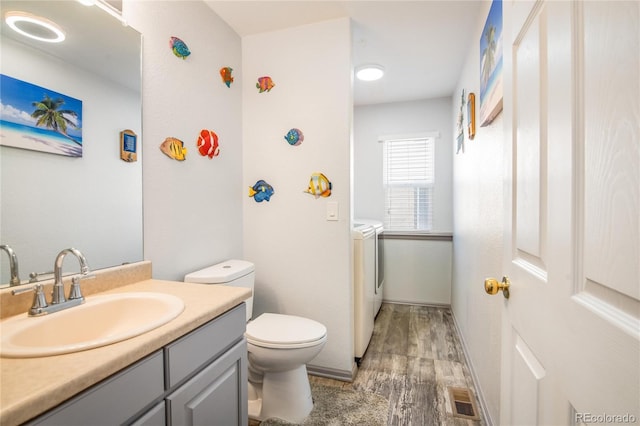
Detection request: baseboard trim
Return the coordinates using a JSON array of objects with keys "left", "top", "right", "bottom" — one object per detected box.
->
[
  {"left": 307, "top": 363, "right": 356, "bottom": 382},
  {"left": 383, "top": 299, "right": 451, "bottom": 308},
  {"left": 451, "top": 311, "right": 495, "bottom": 426}
]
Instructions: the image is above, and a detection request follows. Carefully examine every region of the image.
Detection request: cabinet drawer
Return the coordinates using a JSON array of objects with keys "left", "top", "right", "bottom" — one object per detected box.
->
[
  {"left": 30, "top": 351, "right": 164, "bottom": 426},
  {"left": 165, "top": 303, "right": 245, "bottom": 387},
  {"left": 130, "top": 401, "right": 166, "bottom": 426}
]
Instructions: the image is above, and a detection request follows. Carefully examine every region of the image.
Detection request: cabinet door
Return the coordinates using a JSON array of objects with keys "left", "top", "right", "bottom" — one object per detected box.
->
[{"left": 167, "top": 339, "right": 247, "bottom": 426}]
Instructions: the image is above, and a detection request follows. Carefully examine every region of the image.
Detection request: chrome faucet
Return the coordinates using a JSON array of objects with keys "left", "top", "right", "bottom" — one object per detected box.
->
[
  {"left": 52, "top": 248, "right": 90, "bottom": 304},
  {"left": 12, "top": 247, "right": 93, "bottom": 316},
  {"left": 1, "top": 244, "right": 21, "bottom": 287}
]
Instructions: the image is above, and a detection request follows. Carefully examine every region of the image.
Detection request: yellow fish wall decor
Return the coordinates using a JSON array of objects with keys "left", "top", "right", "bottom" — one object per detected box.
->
[
  {"left": 304, "top": 172, "right": 332, "bottom": 199},
  {"left": 160, "top": 137, "right": 187, "bottom": 161}
]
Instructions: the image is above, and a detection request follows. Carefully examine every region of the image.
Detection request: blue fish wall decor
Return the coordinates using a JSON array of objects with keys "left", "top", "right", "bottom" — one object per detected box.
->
[
  {"left": 249, "top": 179, "right": 275, "bottom": 202},
  {"left": 284, "top": 128, "right": 304, "bottom": 146},
  {"left": 170, "top": 36, "right": 191, "bottom": 59}
]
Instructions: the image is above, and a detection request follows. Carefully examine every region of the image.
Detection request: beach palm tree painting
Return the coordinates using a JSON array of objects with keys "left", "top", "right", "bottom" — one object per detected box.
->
[
  {"left": 479, "top": 0, "right": 503, "bottom": 127},
  {"left": 0, "top": 74, "right": 83, "bottom": 157}
]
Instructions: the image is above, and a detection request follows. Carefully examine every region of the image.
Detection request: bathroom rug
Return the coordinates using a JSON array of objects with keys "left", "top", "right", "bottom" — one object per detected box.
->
[{"left": 259, "top": 383, "right": 389, "bottom": 425}]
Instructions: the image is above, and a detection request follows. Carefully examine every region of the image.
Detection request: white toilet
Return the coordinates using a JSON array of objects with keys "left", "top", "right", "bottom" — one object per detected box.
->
[{"left": 184, "top": 259, "right": 327, "bottom": 423}]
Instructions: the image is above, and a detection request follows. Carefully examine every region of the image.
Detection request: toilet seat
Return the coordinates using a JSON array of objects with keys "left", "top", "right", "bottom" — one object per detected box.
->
[{"left": 246, "top": 313, "right": 327, "bottom": 349}]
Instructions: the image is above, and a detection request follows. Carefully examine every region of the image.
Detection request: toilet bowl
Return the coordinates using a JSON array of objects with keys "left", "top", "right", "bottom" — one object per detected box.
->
[
  {"left": 184, "top": 260, "right": 327, "bottom": 423},
  {"left": 246, "top": 313, "right": 327, "bottom": 421}
]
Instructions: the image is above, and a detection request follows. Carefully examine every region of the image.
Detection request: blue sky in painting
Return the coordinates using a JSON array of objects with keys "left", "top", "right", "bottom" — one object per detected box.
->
[
  {"left": 0, "top": 74, "right": 82, "bottom": 139},
  {"left": 479, "top": 0, "right": 503, "bottom": 101},
  {"left": 480, "top": 0, "right": 503, "bottom": 56}
]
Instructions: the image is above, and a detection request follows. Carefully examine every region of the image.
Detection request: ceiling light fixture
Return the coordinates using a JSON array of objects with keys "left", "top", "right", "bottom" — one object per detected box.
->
[
  {"left": 5, "top": 11, "right": 65, "bottom": 43},
  {"left": 355, "top": 64, "right": 385, "bottom": 82}
]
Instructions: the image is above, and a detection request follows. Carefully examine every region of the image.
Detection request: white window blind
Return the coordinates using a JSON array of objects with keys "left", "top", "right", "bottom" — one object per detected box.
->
[{"left": 382, "top": 137, "right": 434, "bottom": 231}]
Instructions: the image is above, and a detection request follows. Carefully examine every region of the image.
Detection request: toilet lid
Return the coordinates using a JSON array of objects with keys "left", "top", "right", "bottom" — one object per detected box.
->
[{"left": 246, "top": 313, "right": 327, "bottom": 348}]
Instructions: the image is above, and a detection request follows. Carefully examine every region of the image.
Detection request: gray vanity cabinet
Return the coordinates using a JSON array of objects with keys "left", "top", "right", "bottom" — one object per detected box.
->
[{"left": 29, "top": 304, "right": 247, "bottom": 426}]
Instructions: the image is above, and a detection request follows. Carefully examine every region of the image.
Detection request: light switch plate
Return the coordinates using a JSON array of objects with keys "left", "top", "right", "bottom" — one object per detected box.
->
[{"left": 326, "top": 201, "right": 339, "bottom": 221}]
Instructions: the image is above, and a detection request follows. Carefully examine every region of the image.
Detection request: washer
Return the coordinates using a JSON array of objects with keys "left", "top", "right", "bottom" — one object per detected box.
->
[
  {"left": 355, "top": 219, "right": 385, "bottom": 316},
  {"left": 352, "top": 223, "right": 375, "bottom": 361}
]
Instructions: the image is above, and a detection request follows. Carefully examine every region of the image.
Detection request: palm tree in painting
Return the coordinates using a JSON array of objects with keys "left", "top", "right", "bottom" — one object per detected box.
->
[
  {"left": 481, "top": 24, "right": 497, "bottom": 86},
  {"left": 30, "top": 95, "right": 81, "bottom": 145}
]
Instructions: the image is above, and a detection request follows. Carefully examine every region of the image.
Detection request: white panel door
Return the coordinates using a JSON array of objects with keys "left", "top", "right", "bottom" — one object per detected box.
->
[{"left": 498, "top": 1, "right": 640, "bottom": 424}]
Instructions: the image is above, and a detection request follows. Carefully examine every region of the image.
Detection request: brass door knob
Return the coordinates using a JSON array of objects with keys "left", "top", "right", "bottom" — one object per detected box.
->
[{"left": 484, "top": 276, "right": 510, "bottom": 299}]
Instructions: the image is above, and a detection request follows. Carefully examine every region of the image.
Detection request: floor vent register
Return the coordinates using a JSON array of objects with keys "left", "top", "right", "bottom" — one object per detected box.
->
[{"left": 448, "top": 386, "right": 480, "bottom": 420}]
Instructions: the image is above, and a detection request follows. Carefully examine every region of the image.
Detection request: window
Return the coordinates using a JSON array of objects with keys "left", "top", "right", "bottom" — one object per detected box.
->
[{"left": 382, "top": 136, "right": 435, "bottom": 231}]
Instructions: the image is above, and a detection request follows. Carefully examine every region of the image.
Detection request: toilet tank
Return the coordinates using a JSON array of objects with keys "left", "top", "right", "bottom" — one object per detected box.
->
[{"left": 184, "top": 259, "right": 254, "bottom": 321}]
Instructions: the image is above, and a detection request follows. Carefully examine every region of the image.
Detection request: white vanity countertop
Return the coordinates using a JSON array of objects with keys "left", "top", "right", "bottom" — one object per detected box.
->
[{"left": 0, "top": 278, "right": 251, "bottom": 426}]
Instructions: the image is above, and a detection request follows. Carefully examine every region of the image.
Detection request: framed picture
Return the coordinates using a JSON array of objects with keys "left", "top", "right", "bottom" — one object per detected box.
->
[
  {"left": 0, "top": 74, "right": 83, "bottom": 157},
  {"left": 120, "top": 129, "right": 138, "bottom": 162},
  {"left": 479, "top": 0, "right": 503, "bottom": 127},
  {"left": 467, "top": 92, "right": 476, "bottom": 140}
]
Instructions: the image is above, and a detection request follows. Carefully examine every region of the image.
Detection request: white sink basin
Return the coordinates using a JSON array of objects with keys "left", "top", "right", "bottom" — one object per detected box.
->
[{"left": 0, "top": 292, "right": 184, "bottom": 358}]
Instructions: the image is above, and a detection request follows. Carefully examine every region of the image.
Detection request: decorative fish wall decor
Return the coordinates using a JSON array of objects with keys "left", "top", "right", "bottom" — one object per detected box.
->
[
  {"left": 249, "top": 180, "right": 275, "bottom": 202},
  {"left": 220, "top": 67, "right": 234, "bottom": 87},
  {"left": 160, "top": 137, "right": 187, "bottom": 161},
  {"left": 256, "top": 76, "right": 275, "bottom": 93},
  {"left": 284, "top": 128, "right": 304, "bottom": 146},
  {"left": 304, "top": 172, "right": 332, "bottom": 198},
  {"left": 170, "top": 36, "right": 191, "bottom": 59},
  {"left": 197, "top": 129, "right": 220, "bottom": 159}
]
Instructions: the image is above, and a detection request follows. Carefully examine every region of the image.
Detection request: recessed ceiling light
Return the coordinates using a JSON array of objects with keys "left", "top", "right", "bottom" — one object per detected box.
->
[
  {"left": 5, "top": 11, "right": 66, "bottom": 43},
  {"left": 355, "top": 64, "right": 385, "bottom": 82}
]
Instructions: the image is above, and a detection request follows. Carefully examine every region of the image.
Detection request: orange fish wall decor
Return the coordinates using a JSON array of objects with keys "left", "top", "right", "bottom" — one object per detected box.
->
[
  {"left": 220, "top": 67, "right": 234, "bottom": 87},
  {"left": 256, "top": 76, "right": 275, "bottom": 93}
]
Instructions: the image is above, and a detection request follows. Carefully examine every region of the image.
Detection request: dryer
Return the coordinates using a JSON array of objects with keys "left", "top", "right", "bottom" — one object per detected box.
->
[{"left": 352, "top": 223, "right": 375, "bottom": 361}]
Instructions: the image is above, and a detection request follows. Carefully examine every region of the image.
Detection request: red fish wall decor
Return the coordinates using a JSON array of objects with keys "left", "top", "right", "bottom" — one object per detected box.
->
[{"left": 197, "top": 129, "right": 220, "bottom": 159}]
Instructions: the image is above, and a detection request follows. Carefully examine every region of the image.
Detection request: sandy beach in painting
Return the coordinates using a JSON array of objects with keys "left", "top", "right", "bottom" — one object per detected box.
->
[
  {"left": 480, "top": 74, "right": 503, "bottom": 126},
  {"left": 0, "top": 122, "right": 82, "bottom": 157}
]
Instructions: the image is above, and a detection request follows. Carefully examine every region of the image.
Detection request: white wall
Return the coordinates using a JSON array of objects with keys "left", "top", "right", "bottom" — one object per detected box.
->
[
  {"left": 242, "top": 19, "right": 354, "bottom": 378},
  {"left": 0, "top": 37, "right": 142, "bottom": 281},
  {"left": 451, "top": 1, "right": 504, "bottom": 423},
  {"left": 125, "top": 1, "right": 243, "bottom": 281},
  {"left": 353, "top": 98, "right": 453, "bottom": 232},
  {"left": 383, "top": 238, "right": 452, "bottom": 305},
  {"left": 354, "top": 98, "right": 454, "bottom": 306}
]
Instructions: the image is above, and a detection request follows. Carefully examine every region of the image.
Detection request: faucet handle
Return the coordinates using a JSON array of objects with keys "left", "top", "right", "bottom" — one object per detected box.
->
[
  {"left": 30, "top": 285, "right": 49, "bottom": 315},
  {"left": 68, "top": 276, "right": 85, "bottom": 301},
  {"left": 68, "top": 273, "right": 94, "bottom": 301},
  {"left": 12, "top": 284, "right": 49, "bottom": 316}
]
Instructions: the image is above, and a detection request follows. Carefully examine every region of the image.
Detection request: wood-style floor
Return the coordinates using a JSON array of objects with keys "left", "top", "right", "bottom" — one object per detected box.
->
[{"left": 309, "top": 303, "right": 485, "bottom": 425}]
